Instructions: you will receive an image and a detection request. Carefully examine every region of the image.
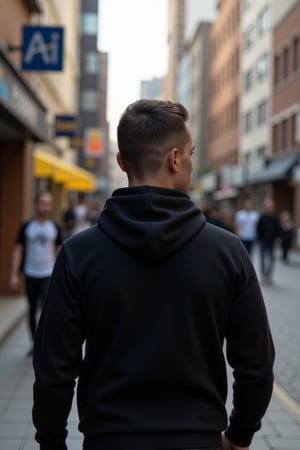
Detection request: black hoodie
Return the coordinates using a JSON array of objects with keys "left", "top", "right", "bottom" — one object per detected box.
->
[{"left": 33, "top": 186, "right": 275, "bottom": 450}]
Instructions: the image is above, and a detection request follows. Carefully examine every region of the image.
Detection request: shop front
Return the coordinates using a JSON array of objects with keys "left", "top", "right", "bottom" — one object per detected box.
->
[{"left": 0, "top": 45, "right": 48, "bottom": 295}]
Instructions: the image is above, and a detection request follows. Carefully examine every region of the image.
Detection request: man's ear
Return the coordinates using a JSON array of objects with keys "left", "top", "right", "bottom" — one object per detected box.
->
[
  {"left": 116, "top": 152, "right": 126, "bottom": 172},
  {"left": 167, "top": 148, "right": 180, "bottom": 173}
]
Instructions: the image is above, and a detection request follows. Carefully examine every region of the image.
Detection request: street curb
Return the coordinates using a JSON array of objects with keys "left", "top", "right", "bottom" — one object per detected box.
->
[{"left": 273, "top": 381, "right": 300, "bottom": 423}]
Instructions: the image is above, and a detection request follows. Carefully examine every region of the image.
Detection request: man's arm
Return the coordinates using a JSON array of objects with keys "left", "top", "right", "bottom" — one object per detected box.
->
[
  {"left": 32, "top": 246, "right": 84, "bottom": 450},
  {"left": 224, "top": 243, "right": 275, "bottom": 447},
  {"left": 222, "top": 433, "right": 249, "bottom": 450},
  {"left": 9, "top": 244, "right": 23, "bottom": 290}
]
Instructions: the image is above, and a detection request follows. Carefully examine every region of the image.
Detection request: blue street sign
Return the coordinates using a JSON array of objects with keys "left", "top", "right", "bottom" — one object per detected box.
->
[
  {"left": 55, "top": 115, "right": 77, "bottom": 137},
  {"left": 22, "top": 26, "right": 64, "bottom": 71}
]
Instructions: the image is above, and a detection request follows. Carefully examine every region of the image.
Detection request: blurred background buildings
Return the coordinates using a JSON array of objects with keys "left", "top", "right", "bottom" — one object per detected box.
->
[{"left": 160, "top": 0, "right": 300, "bottom": 242}]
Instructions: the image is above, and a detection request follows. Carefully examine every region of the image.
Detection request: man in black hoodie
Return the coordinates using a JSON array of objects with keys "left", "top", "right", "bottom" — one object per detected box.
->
[{"left": 32, "top": 100, "right": 275, "bottom": 450}]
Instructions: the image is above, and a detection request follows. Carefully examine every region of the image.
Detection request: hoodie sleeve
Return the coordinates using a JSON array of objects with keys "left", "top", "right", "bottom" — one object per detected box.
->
[
  {"left": 32, "top": 246, "right": 84, "bottom": 450},
  {"left": 224, "top": 243, "right": 275, "bottom": 447}
]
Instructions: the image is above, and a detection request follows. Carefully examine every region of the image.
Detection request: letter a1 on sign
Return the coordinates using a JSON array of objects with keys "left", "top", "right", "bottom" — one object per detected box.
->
[{"left": 22, "top": 26, "right": 64, "bottom": 71}]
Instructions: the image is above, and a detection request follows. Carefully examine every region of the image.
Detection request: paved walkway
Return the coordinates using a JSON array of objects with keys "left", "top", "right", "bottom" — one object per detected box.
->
[{"left": 1, "top": 249, "right": 300, "bottom": 449}]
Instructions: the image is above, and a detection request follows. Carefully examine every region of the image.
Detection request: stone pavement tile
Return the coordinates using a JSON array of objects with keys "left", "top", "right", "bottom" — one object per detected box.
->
[
  {"left": 251, "top": 437, "right": 270, "bottom": 450},
  {"left": 272, "top": 422, "right": 300, "bottom": 437},
  {"left": 266, "top": 409, "right": 298, "bottom": 422},
  {"left": 1, "top": 406, "right": 32, "bottom": 422},
  {"left": 66, "top": 438, "right": 84, "bottom": 450},
  {"left": 0, "top": 422, "right": 28, "bottom": 437},
  {"left": 67, "top": 421, "right": 82, "bottom": 438},
  {"left": 0, "top": 438, "right": 23, "bottom": 450},
  {"left": 257, "top": 422, "right": 278, "bottom": 437},
  {"left": 266, "top": 437, "right": 300, "bottom": 449},
  {"left": 23, "top": 441, "right": 36, "bottom": 450}
]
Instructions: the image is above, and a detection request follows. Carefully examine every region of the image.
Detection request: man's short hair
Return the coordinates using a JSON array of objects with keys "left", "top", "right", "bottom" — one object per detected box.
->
[{"left": 117, "top": 99, "right": 189, "bottom": 177}]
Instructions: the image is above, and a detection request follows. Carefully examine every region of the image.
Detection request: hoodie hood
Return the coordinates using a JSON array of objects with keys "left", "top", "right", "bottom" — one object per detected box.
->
[{"left": 98, "top": 186, "right": 206, "bottom": 262}]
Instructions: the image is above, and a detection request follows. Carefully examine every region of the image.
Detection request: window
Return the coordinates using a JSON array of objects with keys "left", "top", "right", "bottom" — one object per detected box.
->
[
  {"left": 274, "top": 55, "right": 280, "bottom": 84},
  {"left": 293, "top": 37, "right": 299, "bottom": 71},
  {"left": 257, "top": 7, "right": 270, "bottom": 36},
  {"left": 81, "top": 90, "right": 98, "bottom": 112},
  {"left": 273, "top": 124, "right": 279, "bottom": 153},
  {"left": 244, "top": 68, "right": 254, "bottom": 91},
  {"left": 282, "top": 120, "right": 288, "bottom": 148},
  {"left": 81, "top": 13, "right": 98, "bottom": 35},
  {"left": 243, "top": 111, "right": 253, "bottom": 133},
  {"left": 84, "top": 52, "right": 99, "bottom": 74},
  {"left": 244, "top": 0, "right": 253, "bottom": 11},
  {"left": 257, "top": 53, "right": 269, "bottom": 81},
  {"left": 257, "top": 100, "right": 267, "bottom": 126},
  {"left": 291, "top": 114, "right": 297, "bottom": 145},
  {"left": 244, "top": 25, "right": 255, "bottom": 50},
  {"left": 283, "top": 47, "right": 289, "bottom": 78},
  {"left": 257, "top": 146, "right": 266, "bottom": 159}
]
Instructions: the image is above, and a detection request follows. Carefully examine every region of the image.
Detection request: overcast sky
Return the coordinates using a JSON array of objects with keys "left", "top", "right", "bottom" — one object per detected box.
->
[{"left": 99, "top": 0, "right": 169, "bottom": 141}]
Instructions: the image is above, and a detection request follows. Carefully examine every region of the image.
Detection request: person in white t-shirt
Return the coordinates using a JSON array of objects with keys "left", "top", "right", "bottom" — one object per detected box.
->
[
  {"left": 10, "top": 191, "right": 62, "bottom": 354},
  {"left": 234, "top": 199, "right": 259, "bottom": 257}
]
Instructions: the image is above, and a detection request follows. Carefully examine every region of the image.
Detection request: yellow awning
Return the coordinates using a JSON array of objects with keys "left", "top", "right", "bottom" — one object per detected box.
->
[{"left": 34, "top": 149, "right": 96, "bottom": 193}]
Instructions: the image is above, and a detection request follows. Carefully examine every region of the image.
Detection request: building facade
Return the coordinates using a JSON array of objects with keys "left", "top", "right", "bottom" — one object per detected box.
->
[
  {"left": 31, "top": 0, "right": 96, "bottom": 216},
  {"left": 0, "top": 0, "right": 47, "bottom": 295},
  {"left": 272, "top": 1, "right": 300, "bottom": 230},
  {"left": 240, "top": 0, "right": 272, "bottom": 191},
  {"left": 189, "top": 22, "right": 212, "bottom": 171},
  {"left": 0, "top": 0, "right": 96, "bottom": 296},
  {"left": 78, "top": 0, "right": 109, "bottom": 197},
  {"left": 165, "top": 0, "right": 186, "bottom": 100},
  {"left": 208, "top": 0, "right": 241, "bottom": 170}
]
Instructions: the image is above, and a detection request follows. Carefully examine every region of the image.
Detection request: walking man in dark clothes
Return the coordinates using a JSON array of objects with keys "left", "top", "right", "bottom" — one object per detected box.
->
[
  {"left": 257, "top": 198, "right": 281, "bottom": 285},
  {"left": 32, "top": 100, "right": 275, "bottom": 450}
]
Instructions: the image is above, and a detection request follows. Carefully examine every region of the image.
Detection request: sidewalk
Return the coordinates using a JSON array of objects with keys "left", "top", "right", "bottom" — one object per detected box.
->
[{"left": 1, "top": 251, "right": 300, "bottom": 449}]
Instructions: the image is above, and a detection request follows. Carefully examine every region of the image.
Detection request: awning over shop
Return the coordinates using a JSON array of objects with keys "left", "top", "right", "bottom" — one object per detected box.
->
[
  {"left": 34, "top": 149, "right": 96, "bottom": 192},
  {"left": 249, "top": 152, "right": 299, "bottom": 185}
]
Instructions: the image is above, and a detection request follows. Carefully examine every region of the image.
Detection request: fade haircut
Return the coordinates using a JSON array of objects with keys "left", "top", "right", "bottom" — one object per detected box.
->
[{"left": 117, "top": 99, "right": 189, "bottom": 177}]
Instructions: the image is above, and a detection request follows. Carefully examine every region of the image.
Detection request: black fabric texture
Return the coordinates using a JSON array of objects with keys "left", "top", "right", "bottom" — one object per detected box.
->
[{"left": 33, "top": 186, "right": 274, "bottom": 450}]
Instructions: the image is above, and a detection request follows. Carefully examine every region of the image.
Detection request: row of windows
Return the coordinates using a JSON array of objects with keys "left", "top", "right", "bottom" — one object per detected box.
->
[
  {"left": 211, "top": 2, "right": 240, "bottom": 57},
  {"left": 243, "top": 53, "right": 269, "bottom": 92},
  {"left": 243, "top": 6, "right": 270, "bottom": 51},
  {"left": 210, "top": 48, "right": 239, "bottom": 97},
  {"left": 242, "top": 100, "right": 268, "bottom": 134},
  {"left": 274, "top": 36, "right": 300, "bottom": 85},
  {"left": 273, "top": 114, "right": 298, "bottom": 153},
  {"left": 210, "top": 97, "right": 239, "bottom": 139}
]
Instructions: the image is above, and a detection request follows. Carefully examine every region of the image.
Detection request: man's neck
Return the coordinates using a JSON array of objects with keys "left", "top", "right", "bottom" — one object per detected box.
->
[{"left": 35, "top": 216, "right": 50, "bottom": 223}]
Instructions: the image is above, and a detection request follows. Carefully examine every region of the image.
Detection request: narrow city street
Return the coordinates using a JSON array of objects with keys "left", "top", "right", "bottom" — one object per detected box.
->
[{"left": 0, "top": 248, "right": 300, "bottom": 450}]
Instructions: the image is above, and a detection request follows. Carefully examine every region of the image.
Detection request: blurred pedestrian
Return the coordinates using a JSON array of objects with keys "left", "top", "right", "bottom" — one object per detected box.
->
[
  {"left": 279, "top": 210, "right": 294, "bottom": 263},
  {"left": 206, "top": 204, "right": 227, "bottom": 229},
  {"left": 87, "top": 199, "right": 100, "bottom": 225},
  {"left": 73, "top": 193, "right": 90, "bottom": 234},
  {"left": 257, "top": 198, "right": 281, "bottom": 285},
  {"left": 234, "top": 198, "right": 259, "bottom": 257},
  {"left": 62, "top": 196, "right": 77, "bottom": 239},
  {"left": 33, "top": 100, "right": 274, "bottom": 450},
  {"left": 9, "top": 191, "right": 62, "bottom": 355}
]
